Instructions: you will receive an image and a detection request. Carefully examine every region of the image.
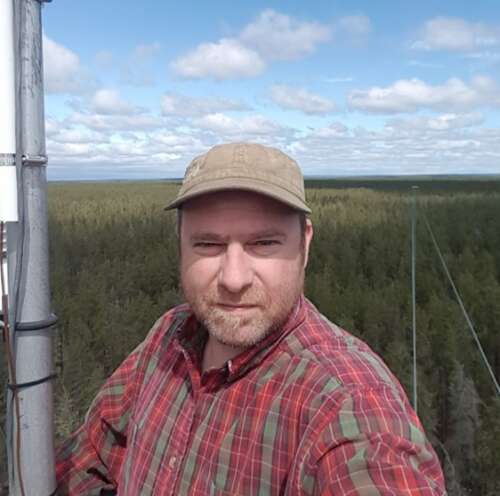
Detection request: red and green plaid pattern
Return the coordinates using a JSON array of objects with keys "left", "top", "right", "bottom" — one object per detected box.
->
[{"left": 56, "top": 297, "right": 445, "bottom": 495}]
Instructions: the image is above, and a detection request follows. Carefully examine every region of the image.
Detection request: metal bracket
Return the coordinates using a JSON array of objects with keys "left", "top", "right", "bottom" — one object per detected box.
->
[
  {"left": 22, "top": 154, "right": 48, "bottom": 166},
  {"left": 16, "top": 313, "right": 58, "bottom": 332},
  {"left": 7, "top": 373, "right": 57, "bottom": 391}
]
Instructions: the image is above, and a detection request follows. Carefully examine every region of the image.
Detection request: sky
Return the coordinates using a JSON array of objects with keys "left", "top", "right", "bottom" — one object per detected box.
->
[{"left": 41, "top": 0, "right": 500, "bottom": 180}]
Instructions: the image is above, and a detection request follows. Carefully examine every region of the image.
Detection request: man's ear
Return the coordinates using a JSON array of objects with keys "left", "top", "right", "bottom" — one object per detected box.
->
[{"left": 303, "top": 218, "right": 313, "bottom": 269}]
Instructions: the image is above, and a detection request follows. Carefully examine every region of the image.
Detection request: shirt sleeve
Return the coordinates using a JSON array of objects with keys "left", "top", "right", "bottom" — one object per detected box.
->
[
  {"left": 55, "top": 340, "right": 144, "bottom": 495},
  {"left": 301, "top": 385, "right": 446, "bottom": 496}
]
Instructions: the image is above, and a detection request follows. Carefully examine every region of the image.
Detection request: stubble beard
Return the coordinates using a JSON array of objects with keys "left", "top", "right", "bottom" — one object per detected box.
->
[{"left": 181, "top": 266, "right": 305, "bottom": 349}]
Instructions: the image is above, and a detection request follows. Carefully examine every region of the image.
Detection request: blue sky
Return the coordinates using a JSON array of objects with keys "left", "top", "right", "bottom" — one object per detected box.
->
[{"left": 42, "top": 0, "right": 500, "bottom": 179}]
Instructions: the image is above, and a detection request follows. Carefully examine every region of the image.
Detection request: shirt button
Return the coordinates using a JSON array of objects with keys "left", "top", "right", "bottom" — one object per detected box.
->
[{"left": 168, "top": 456, "right": 177, "bottom": 469}]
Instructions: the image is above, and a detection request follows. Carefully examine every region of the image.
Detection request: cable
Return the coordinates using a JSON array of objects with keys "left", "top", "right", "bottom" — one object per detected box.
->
[
  {"left": 422, "top": 212, "right": 500, "bottom": 397},
  {"left": 8, "top": 372, "right": 57, "bottom": 391},
  {"left": 1, "top": 222, "right": 26, "bottom": 496},
  {"left": 13, "top": 0, "right": 26, "bottom": 338}
]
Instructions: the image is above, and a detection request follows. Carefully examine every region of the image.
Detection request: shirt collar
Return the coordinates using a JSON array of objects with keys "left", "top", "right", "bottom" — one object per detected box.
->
[{"left": 175, "top": 295, "right": 306, "bottom": 385}]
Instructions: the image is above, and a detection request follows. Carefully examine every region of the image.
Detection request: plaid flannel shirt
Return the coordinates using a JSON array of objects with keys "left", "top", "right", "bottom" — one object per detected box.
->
[{"left": 56, "top": 297, "right": 445, "bottom": 495}]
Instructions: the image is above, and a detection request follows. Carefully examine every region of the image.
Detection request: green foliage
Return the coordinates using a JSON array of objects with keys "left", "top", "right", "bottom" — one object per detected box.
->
[
  {"left": 47, "top": 182, "right": 182, "bottom": 422},
  {"left": 446, "top": 362, "right": 481, "bottom": 491},
  {"left": 476, "top": 398, "right": 500, "bottom": 496},
  {"left": 1, "top": 179, "right": 499, "bottom": 493}
]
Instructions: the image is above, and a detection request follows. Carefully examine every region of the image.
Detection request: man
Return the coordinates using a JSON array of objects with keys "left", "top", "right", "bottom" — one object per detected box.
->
[{"left": 56, "top": 143, "right": 445, "bottom": 495}]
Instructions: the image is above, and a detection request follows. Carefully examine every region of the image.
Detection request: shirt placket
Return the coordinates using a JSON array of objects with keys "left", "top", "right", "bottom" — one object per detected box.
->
[
  {"left": 171, "top": 366, "right": 227, "bottom": 495},
  {"left": 148, "top": 347, "right": 198, "bottom": 496},
  {"left": 160, "top": 395, "right": 197, "bottom": 496}
]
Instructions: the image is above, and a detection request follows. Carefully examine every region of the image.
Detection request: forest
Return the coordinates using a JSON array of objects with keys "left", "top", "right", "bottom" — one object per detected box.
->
[{"left": 1, "top": 179, "right": 499, "bottom": 495}]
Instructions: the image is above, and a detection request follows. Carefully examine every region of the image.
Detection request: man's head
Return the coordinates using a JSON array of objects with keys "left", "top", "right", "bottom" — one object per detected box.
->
[{"left": 168, "top": 143, "right": 313, "bottom": 350}]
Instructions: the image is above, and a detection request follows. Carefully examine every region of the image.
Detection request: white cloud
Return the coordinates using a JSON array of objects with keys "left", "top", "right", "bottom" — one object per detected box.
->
[
  {"left": 130, "top": 42, "right": 161, "bottom": 60},
  {"left": 47, "top": 128, "right": 197, "bottom": 167},
  {"left": 69, "top": 112, "right": 163, "bottom": 131},
  {"left": 95, "top": 50, "right": 114, "bottom": 66},
  {"left": 463, "top": 51, "right": 500, "bottom": 62},
  {"left": 193, "top": 113, "right": 284, "bottom": 136},
  {"left": 119, "top": 43, "right": 162, "bottom": 87},
  {"left": 290, "top": 119, "right": 500, "bottom": 175},
  {"left": 48, "top": 141, "right": 95, "bottom": 158},
  {"left": 47, "top": 92, "right": 209, "bottom": 171},
  {"left": 171, "top": 9, "right": 332, "bottom": 80},
  {"left": 46, "top": 107, "right": 500, "bottom": 177},
  {"left": 386, "top": 112, "right": 484, "bottom": 132},
  {"left": 310, "top": 122, "right": 349, "bottom": 138},
  {"left": 43, "top": 35, "right": 86, "bottom": 94},
  {"left": 337, "top": 15, "right": 372, "bottom": 37},
  {"left": 120, "top": 68, "right": 155, "bottom": 87},
  {"left": 90, "top": 89, "right": 145, "bottom": 115},
  {"left": 150, "top": 133, "right": 198, "bottom": 148},
  {"left": 46, "top": 114, "right": 209, "bottom": 175},
  {"left": 45, "top": 117, "right": 61, "bottom": 137},
  {"left": 324, "top": 76, "right": 354, "bottom": 83},
  {"left": 50, "top": 127, "right": 108, "bottom": 144},
  {"left": 148, "top": 132, "right": 205, "bottom": 155},
  {"left": 270, "top": 85, "right": 336, "bottom": 114},
  {"left": 171, "top": 38, "right": 265, "bottom": 80},
  {"left": 408, "top": 60, "right": 442, "bottom": 68},
  {"left": 150, "top": 152, "right": 183, "bottom": 163},
  {"left": 421, "top": 112, "right": 484, "bottom": 130},
  {"left": 240, "top": 9, "right": 332, "bottom": 61},
  {"left": 161, "top": 93, "right": 249, "bottom": 117},
  {"left": 413, "top": 17, "right": 500, "bottom": 52},
  {"left": 348, "top": 76, "right": 500, "bottom": 113}
]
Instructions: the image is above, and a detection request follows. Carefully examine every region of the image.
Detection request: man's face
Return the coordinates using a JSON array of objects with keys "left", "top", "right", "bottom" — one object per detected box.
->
[{"left": 179, "top": 191, "right": 313, "bottom": 349}]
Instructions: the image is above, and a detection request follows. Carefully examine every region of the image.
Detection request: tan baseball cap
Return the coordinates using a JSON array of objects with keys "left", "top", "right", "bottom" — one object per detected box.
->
[{"left": 165, "top": 142, "right": 311, "bottom": 213}]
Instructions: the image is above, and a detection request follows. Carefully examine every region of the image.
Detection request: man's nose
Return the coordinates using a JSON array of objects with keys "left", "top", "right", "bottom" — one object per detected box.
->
[{"left": 218, "top": 243, "right": 253, "bottom": 293}]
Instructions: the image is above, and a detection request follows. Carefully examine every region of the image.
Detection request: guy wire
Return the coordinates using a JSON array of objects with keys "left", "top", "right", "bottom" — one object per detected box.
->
[{"left": 422, "top": 212, "right": 500, "bottom": 397}]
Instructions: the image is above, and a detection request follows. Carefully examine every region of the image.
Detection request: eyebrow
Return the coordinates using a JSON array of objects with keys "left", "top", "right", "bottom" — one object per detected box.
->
[
  {"left": 189, "top": 232, "right": 226, "bottom": 243},
  {"left": 189, "top": 229, "right": 286, "bottom": 243},
  {"left": 249, "top": 229, "right": 287, "bottom": 239}
]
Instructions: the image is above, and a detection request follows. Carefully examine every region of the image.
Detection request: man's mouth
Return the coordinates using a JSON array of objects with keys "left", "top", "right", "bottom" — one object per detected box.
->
[{"left": 216, "top": 303, "right": 258, "bottom": 312}]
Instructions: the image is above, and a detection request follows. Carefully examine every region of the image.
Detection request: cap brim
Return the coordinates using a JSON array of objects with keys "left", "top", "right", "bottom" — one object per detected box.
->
[{"left": 165, "top": 176, "right": 311, "bottom": 213}]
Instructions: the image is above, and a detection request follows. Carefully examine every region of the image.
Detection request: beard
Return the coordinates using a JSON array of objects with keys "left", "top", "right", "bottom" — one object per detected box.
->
[{"left": 181, "top": 265, "right": 305, "bottom": 349}]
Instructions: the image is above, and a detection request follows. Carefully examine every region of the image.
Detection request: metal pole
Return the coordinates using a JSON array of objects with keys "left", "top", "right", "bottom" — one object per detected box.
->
[
  {"left": 411, "top": 186, "right": 418, "bottom": 415},
  {"left": 7, "top": 0, "right": 56, "bottom": 494}
]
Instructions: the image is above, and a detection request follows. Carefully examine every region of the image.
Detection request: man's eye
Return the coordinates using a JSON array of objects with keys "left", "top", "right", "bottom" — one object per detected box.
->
[
  {"left": 253, "top": 240, "right": 279, "bottom": 246},
  {"left": 192, "top": 242, "right": 225, "bottom": 255},
  {"left": 249, "top": 240, "right": 282, "bottom": 255},
  {"left": 194, "top": 242, "right": 220, "bottom": 248}
]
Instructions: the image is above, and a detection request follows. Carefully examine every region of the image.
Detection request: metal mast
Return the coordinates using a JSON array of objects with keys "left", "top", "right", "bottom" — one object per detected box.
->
[
  {"left": 5, "top": 0, "right": 56, "bottom": 494},
  {"left": 411, "top": 186, "right": 418, "bottom": 415}
]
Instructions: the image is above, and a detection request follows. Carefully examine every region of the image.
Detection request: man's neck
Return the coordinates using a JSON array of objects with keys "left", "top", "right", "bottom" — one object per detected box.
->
[{"left": 202, "top": 336, "right": 246, "bottom": 373}]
